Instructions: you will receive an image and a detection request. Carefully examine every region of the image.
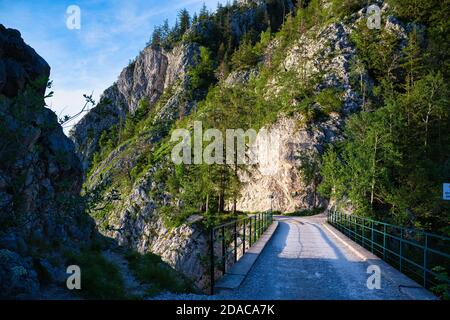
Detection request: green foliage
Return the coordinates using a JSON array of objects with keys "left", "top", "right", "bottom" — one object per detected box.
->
[
  {"left": 284, "top": 207, "right": 325, "bottom": 217},
  {"left": 65, "top": 249, "right": 126, "bottom": 299},
  {"left": 231, "top": 34, "right": 260, "bottom": 70},
  {"left": 125, "top": 251, "right": 194, "bottom": 296},
  {"left": 314, "top": 88, "right": 343, "bottom": 115},
  {"left": 297, "top": 150, "right": 322, "bottom": 209},
  {"left": 188, "top": 46, "right": 216, "bottom": 92},
  {"left": 314, "top": 0, "right": 450, "bottom": 232},
  {"left": 121, "top": 97, "right": 150, "bottom": 141},
  {"left": 351, "top": 19, "right": 402, "bottom": 85},
  {"left": 160, "top": 205, "right": 197, "bottom": 230},
  {"left": 330, "top": 0, "right": 365, "bottom": 19},
  {"left": 388, "top": 0, "right": 447, "bottom": 25},
  {"left": 320, "top": 70, "right": 450, "bottom": 228},
  {"left": 318, "top": 147, "right": 345, "bottom": 199},
  {"left": 431, "top": 266, "right": 450, "bottom": 300}
]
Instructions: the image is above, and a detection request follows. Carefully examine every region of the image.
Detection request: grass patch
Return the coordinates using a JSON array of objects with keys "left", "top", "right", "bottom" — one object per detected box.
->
[
  {"left": 65, "top": 249, "right": 127, "bottom": 299},
  {"left": 125, "top": 251, "right": 194, "bottom": 297}
]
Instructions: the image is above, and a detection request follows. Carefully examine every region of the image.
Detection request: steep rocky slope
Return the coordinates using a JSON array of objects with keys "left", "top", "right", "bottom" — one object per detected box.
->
[
  {"left": 70, "top": 43, "right": 200, "bottom": 171},
  {"left": 237, "top": 3, "right": 409, "bottom": 213},
  {"left": 0, "top": 24, "right": 95, "bottom": 298},
  {"left": 0, "top": 24, "right": 195, "bottom": 299},
  {"left": 70, "top": 0, "right": 414, "bottom": 289}
]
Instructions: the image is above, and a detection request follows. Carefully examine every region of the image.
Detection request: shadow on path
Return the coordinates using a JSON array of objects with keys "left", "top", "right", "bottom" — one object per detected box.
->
[{"left": 217, "top": 216, "right": 414, "bottom": 300}]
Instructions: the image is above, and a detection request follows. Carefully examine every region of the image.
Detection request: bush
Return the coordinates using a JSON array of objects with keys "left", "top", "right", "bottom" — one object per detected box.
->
[
  {"left": 431, "top": 266, "right": 450, "bottom": 300},
  {"left": 284, "top": 207, "right": 325, "bottom": 217},
  {"left": 315, "top": 88, "right": 343, "bottom": 115},
  {"left": 125, "top": 251, "right": 193, "bottom": 296},
  {"left": 188, "top": 46, "right": 216, "bottom": 92},
  {"left": 65, "top": 250, "right": 126, "bottom": 299},
  {"left": 231, "top": 36, "right": 260, "bottom": 71}
]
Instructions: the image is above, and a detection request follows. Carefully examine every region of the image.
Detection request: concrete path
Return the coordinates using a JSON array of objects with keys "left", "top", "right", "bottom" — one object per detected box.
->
[{"left": 217, "top": 214, "right": 436, "bottom": 300}]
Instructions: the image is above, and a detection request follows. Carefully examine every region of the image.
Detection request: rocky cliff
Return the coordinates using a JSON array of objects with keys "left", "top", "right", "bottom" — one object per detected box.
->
[
  {"left": 70, "top": 43, "right": 200, "bottom": 171},
  {"left": 0, "top": 24, "right": 95, "bottom": 298},
  {"left": 71, "top": 40, "right": 209, "bottom": 286},
  {"left": 237, "top": 3, "right": 407, "bottom": 213},
  {"left": 69, "top": 0, "right": 410, "bottom": 290},
  {"left": 238, "top": 20, "right": 362, "bottom": 212}
]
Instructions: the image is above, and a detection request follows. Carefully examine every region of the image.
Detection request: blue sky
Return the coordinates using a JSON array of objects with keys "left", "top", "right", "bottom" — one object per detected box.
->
[{"left": 0, "top": 0, "right": 224, "bottom": 132}]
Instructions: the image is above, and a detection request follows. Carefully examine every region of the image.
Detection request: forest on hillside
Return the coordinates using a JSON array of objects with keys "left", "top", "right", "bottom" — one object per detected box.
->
[{"left": 86, "top": 0, "right": 449, "bottom": 235}]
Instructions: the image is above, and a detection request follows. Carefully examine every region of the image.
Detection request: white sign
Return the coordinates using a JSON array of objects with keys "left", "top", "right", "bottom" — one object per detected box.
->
[{"left": 444, "top": 183, "right": 450, "bottom": 200}]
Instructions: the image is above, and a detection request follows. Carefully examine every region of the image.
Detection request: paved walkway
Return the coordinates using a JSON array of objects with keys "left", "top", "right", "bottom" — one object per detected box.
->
[{"left": 217, "top": 215, "right": 436, "bottom": 300}]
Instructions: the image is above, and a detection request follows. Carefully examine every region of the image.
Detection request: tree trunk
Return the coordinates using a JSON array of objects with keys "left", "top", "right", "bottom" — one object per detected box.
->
[{"left": 370, "top": 135, "right": 379, "bottom": 206}]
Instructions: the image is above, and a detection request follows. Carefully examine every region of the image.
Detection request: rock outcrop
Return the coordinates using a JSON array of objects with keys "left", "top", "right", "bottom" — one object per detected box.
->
[
  {"left": 69, "top": 0, "right": 410, "bottom": 291},
  {"left": 237, "top": 114, "right": 342, "bottom": 213},
  {"left": 71, "top": 42, "right": 207, "bottom": 286},
  {"left": 70, "top": 43, "right": 200, "bottom": 171},
  {"left": 237, "top": 19, "right": 362, "bottom": 212},
  {"left": 236, "top": 6, "right": 406, "bottom": 213},
  {"left": 110, "top": 174, "right": 209, "bottom": 287},
  {"left": 0, "top": 25, "right": 95, "bottom": 298}
]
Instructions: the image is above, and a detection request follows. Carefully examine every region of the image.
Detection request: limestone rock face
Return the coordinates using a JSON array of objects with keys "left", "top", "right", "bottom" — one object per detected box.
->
[
  {"left": 224, "top": 69, "right": 258, "bottom": 87},
  {"left": 108, "top": 175, "right": 209, "bottom": 287},
  {"left": 236, "top": 114, "right": 342, "bottom": 213},
  {"left": 284, "top": 22, "right": 362, "bottom": 114},
  {"left": 74, "top": 41, "right": 206, "bottom": 286},
  {"left": 69, "top": 83, "right": 129, "bottom": 171},
  {"left": 237, "top": 9, "right": 407, "bottom": 213},
  {"left": 70, "top": 43, "right": 200, "bottom": 171},
  {"left": 84, "top": 144, "right": 209, "bottom": 287},
  {"left": 0, "top": 24, "right": 94, "bottom": 298},
  {"left": 117, "top": 47, "right": 167, "bottom": 113}
]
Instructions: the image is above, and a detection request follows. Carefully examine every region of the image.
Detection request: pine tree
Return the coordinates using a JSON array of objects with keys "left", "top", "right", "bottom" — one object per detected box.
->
[
  {"left": 151, "top": 26, "right": 162, "bottom": 47},
  {"left": 178, "top": 9, "right": 191, "bottom": 35},
  {"left": 199, "top": 4, "right": 209, "bottom": 21}
]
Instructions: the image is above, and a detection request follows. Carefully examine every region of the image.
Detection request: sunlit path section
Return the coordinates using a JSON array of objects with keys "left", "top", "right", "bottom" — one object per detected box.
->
[{"left": 218, "top": 215, "right": 436, "bottom": 300}]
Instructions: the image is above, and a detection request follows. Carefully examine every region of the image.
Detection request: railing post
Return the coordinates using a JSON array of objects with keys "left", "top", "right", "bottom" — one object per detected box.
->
[
  {"left": 234, "top": 221, "right": 238, "bottom": 263},
  {"left": 264, "top": 212, "right": 266, "bottom": 230},
  {"left": 249, "top": 216, "right": 252, "bottom": 246},
  {"left": 399, "top": 229, "right": 403, "bottom": 272},
  {"left": 265, "top": 212, "right": 268, "bottom": 229},
  {"left": 255, "top": 215, "right": 257, "bottom": 242},
  {"left": 423, "top": 234, "right": 428, "bottom": 287},
  {"left": 371, "top": 220, "right": 374, "bottom": 253},
  {"left": 383, "top": 224, "right": 387, "bottom": 260},
  {"left": 243, "top": 219, "right": 246, "bottom": 255},
  {"left": 257, "top": 214, "right": 260, "bottom": 239},
  {"left": 361, "top": 218, "right": 365, "bottom": 246},
  {"left": 222, "top": 226, "right": 226, "bottom": 274},
  {"left": 260, "top": 213, "right": 262, "bottom": 234},
  {"left": 210, "top": 228, "right": 214, "bottom": 295},
  {"left": 260, "top": 213, "right": 262, "bottom": 236}
]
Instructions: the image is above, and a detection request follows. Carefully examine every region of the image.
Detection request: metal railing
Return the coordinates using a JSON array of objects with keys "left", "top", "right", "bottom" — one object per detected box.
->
[
  {"left": 209, "top": 212, "right": 274, "bottom": 294},
  {"left": 328, "top": 210, "right": 450, "bottom": 290}
]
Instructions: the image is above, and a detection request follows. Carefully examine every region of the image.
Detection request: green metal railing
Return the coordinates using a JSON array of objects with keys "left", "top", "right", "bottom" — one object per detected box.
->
[
  {"left": 328, "top": 210, "right": 450, "bottom": 290},
  {"left": 209, "top": 212, "right": 274, "bottom": 294}
]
